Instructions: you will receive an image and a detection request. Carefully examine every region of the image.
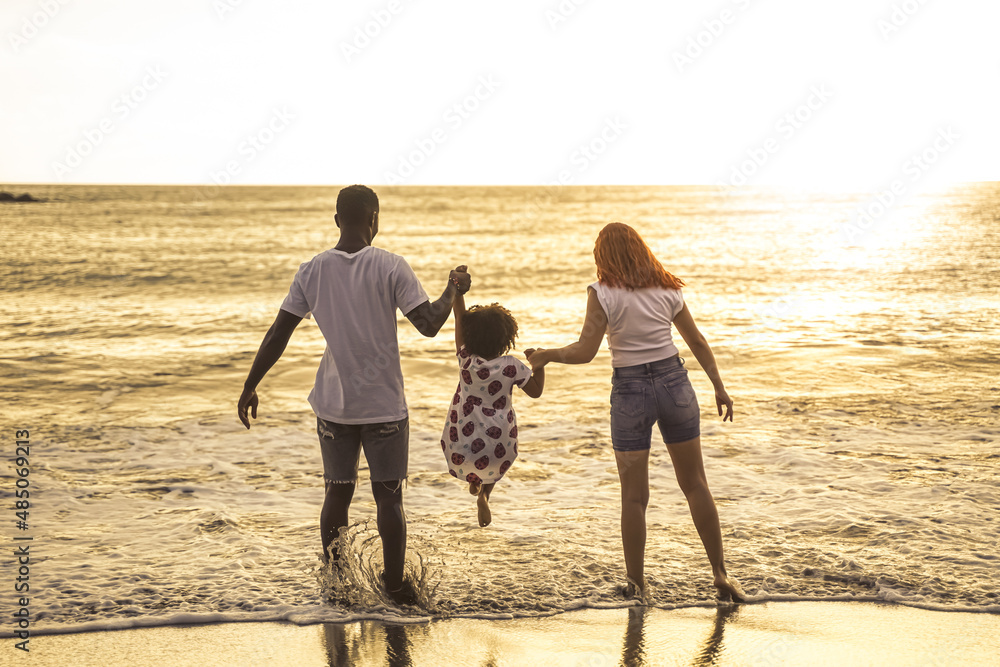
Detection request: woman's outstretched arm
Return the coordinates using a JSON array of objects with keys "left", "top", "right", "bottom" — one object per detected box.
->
[
  {"left": 672, "top": 303, "right": 733, "bottom": 422},
  {"left": 527, "top": 287, "right": 607, "bottom": 368}
]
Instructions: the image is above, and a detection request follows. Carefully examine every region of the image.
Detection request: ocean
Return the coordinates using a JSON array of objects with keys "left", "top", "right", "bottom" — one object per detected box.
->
[{"left": 1, "top": 183, "right": 998, "bottom": 636}]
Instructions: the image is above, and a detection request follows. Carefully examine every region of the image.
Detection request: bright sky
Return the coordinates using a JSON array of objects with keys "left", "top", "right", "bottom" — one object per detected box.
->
[{"left": 2, "top": 0, "right": 998, "bottom": 188}]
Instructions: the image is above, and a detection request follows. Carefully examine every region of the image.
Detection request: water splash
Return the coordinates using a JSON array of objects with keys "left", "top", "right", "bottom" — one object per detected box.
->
[{"left": 315, "top": 520, "right": 440, "bottom": 616}]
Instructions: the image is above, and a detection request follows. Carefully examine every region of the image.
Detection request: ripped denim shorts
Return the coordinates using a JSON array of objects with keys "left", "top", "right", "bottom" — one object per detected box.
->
[{"left": 317, "top": 416, "right": 409, "bottom": 483}]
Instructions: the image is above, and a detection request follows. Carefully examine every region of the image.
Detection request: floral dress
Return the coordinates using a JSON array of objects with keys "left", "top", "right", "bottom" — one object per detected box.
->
[{"left": 440, "top": 345, "right": 532, "bottom": 485}]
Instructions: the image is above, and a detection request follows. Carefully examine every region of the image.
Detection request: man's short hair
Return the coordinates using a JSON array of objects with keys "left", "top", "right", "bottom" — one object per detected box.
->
[{"left": 336, "top": 185, "right": 379, "bottom": 225}]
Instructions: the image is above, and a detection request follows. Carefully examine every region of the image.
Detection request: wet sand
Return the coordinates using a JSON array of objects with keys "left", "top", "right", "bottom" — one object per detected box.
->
[{"left": 20, "top": 601, "right": 999, "bottom": 666}]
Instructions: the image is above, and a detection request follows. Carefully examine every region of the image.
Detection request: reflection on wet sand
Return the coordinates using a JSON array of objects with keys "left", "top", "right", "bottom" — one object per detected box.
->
[
  {"left": 619, "top": 604, "right": 740, "bottom": 667},
  {"left": 323, "top": 604, "right": 744, "bottom": 667},
  {"left": 385, "top": 624, "right": 413, "bottom": 667},
  {"left": 620, "top": 606, "right": 647, "bottom": 666},
  {"left": 322, "top": 623, "right": 407, "bottom": 666},
  {"left": 303, "top": 600, "right": 999, "bottom": 666},
  {"left": 692, "top": 606, "right": 740, "bottom": 666},
  {"left": 322, "top": 623, "right": 357, "bottom": 666},
  {"left": 323, "top": 620, "right": 502, "bottom": 667},
  {"left": 22, "top": 601, "right": 998, "bottom": 665}
]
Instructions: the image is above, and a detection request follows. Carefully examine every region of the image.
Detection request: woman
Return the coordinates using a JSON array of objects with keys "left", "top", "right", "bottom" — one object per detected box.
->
[{"left": 525, "top": 223, "right": 745, "bottom": 601}]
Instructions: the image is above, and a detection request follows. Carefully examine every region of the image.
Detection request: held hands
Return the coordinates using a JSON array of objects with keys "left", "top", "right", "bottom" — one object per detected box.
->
[
  {"left": 238, "top": 387, "right": 258, "bottom": 429},
  {"left": 524, "top": 348, "right": 548, "bottom": 372},
  {"left": 449, "top": 265, "right": 471, "bottom": 294},
  {"left": 715, "top": 387, "right": 734, "bottom": 422}
]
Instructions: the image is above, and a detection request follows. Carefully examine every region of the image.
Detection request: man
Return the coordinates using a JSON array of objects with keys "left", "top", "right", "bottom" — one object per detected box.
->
[{"left": 237, "top": 184, "right": 470, "bottom": 605}]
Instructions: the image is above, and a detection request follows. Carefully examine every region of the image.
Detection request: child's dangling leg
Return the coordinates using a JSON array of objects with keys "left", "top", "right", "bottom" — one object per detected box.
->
[
  {"left": 469, "top": 480, "right": 481, "bottom": 496},
  {"left": 477, "top": 483, "right": 495, "bottom": 527}
]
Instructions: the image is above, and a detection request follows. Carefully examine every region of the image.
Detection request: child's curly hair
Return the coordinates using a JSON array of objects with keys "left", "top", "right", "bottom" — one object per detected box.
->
[{"left": 461, "top": 303, "right": 519, "bottom": 360}]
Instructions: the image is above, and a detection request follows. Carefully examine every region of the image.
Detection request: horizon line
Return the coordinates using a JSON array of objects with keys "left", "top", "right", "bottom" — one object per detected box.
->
[{"left": 2, "top": 180, "right": 998, "bottom": 190}]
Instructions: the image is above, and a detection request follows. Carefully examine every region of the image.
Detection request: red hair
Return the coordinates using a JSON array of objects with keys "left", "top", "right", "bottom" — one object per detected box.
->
[{"left": 594, "top": 223, "right": 685, "bottom": 291}]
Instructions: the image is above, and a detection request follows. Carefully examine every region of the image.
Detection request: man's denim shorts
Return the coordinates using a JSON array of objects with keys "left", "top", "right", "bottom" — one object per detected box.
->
[
  {"left": 317, "top": 416, "right": 409, "bottom": 484},
  {"left": 610, "top": 355, "right": 701, "bottom": 451}
]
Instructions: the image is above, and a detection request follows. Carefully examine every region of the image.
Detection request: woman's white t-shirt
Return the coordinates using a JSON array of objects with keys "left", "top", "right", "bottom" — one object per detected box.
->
[{"left": 589, "top": 281, "right": 685, "bottom": 368}]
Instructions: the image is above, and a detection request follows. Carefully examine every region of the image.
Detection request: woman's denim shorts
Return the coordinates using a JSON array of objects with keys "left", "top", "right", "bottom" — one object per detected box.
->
[{"left": 610, "top": 355, "right": 700, "bottom": 451}]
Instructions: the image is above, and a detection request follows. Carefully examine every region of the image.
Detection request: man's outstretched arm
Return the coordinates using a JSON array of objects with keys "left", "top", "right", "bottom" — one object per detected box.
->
[
  {"left": 405, "top": 266, "right": 470, "bottom": 337},
  {"left": 238, "top": 308, "right": 303, "bottom": 428}
]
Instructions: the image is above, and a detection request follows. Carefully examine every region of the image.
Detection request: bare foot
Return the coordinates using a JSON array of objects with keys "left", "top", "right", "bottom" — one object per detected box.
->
[
  {"left": 380, "top": 571, "right": 419, "bottom": 606},
  {"left": 714, "top": 574, "right": 747, "bottom": 603},
  {"left": 469, "top": 480, "right": 481, "bottom": 496},
  {"left": 621, "top": 576, "right": 644, "bottom": 600},
  {"left": 477, "top": 491, "right": 492, "bottom": 527}
]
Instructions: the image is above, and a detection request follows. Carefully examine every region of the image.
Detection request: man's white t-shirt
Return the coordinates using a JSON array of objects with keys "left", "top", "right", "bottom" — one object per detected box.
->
[{"left": 280, "top": 245, "right": 429, "bottom": 424}]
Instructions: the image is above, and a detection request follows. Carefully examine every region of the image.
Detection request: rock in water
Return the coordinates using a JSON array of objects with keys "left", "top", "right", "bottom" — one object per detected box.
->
[{"left": 0, "top": 192, "right": 44, "bottom": 203}]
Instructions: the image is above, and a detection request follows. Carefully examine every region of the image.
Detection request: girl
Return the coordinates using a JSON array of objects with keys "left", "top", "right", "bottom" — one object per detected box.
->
[{"left": 440, "top": 288, "right": 544, "bottom": 527}]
